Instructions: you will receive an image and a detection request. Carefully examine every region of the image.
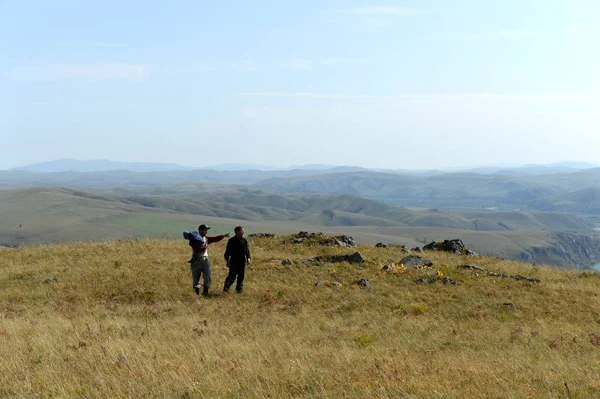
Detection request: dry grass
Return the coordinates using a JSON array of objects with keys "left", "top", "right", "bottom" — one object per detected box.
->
[{"left": 1, "top": 236, "right": 600, "bottom": 398}]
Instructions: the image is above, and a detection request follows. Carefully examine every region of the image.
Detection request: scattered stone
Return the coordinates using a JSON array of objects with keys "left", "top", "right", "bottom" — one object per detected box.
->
[
  {"left": 399, "top": 255, "right": 433, "bottom": 268},
  {"left": 382, "top": 263, "right": 394, "bottom": 271},
  {"left": 411, "top": 247, "right": 422, "bottom": 252},
  {"left": 458, "top": 264, "right": 486, "bottom": 272},
  {"left": 285, "top": 232, "right": 355, "bottom": 247},
  {"left": 442, "top": 277, "right": 458, "bottom": 285},
  {"left": 281, "top": 259, "right": 292, "bottom": 266},
  {"left": 331, "top": 281, "right": 341, "bottom": 289},
  {"left": 314, "top": 281, "right": 323, "bottom": 287},
  {"left": 502, "top": 302, "right": 516, "bottom": 309},
  {"left": 357, "top": 278, "right": 370, "bottom": 290},
  {"left": 302, "top": 252, "right": 365, "bottom": 265},
  {"left": 375, "top": 243, "right": 387, "bottom": 248},
  {"left": 43, "top": 276, "right": 58, "bottom": 284},
  {"left": 415, "top": 276, "right": 458, "bottom": 285},
  {"left": 423, "top": 239, "right": 477, "bottom": 256},
  {"left": 345, "top": 252, "right": 365, "bottom": 264},
  {"left": 248, "top": 233, "right": 277, "bottom": 238},
  {"left": 415, "top": 277, "right": 437, "bottom": 284},
  {"left": 457, "top": 264, "right": 541, "bottom": 283},
  {"left": 488, "top": 272, "right": 541, "bottom": 284},
  {"left": 333, "top": 235, "right": 355, "bottom": 247}
]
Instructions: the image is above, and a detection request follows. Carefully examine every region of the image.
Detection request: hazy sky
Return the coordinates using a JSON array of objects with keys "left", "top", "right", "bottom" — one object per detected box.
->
[{"left": 1, "top": 0, "right": 599, "bottom": 170}]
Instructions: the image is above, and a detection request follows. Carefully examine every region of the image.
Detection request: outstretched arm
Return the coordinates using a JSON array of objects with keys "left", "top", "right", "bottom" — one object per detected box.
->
[{"left": 207, "top": 233, "right": 229, "bottom": 244}]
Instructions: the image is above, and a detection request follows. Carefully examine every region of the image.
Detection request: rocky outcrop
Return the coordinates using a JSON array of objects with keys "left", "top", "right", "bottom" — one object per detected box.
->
[
  {"left": 398, "top": 255, "right": 433, "bottom": 268},
  {"left": 423, "top": 239, "right": 477, "bottom": 256},
  {"left": 284, "top": 232, "right": 355, "bottom": 247},
  {"left": 248, "top": 233, "right": 277, "bottom": 238},
  {"left": 520, "top": 232, "right": 600, "bottom": 268}
]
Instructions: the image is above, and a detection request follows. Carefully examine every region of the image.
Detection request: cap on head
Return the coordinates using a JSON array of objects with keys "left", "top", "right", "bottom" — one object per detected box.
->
[{"left": 198, "top": 224, "right": 211, "bottom": 231}]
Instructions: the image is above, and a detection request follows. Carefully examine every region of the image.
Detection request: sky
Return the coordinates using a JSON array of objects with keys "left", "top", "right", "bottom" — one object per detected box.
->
[{"left": 1, "top": 0, "right": 599, "bottom": 170}]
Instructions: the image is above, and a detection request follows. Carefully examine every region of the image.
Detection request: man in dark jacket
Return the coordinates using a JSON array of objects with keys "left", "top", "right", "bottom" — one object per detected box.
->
[
  {"left": 223, "top": 226, "right": 251, "bottom": 293},
  {"left": 183, "top": 224, "right": 229, "bottom": 297}
]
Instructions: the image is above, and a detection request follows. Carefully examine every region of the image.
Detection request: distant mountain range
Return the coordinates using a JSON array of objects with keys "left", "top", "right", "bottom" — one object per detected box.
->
[
  {"left": 8, "top": 159, "right": 366, "bottom": 173},
  {"left": 10, "top": 159, "right": 196, "bottom": 173},
  {"left": 7, "top": 159, "right": 600, "bottom": 174}
]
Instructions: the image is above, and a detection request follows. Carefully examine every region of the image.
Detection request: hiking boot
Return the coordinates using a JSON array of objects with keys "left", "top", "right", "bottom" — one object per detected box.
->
[{"left": 202, "top": 286, "right": 210, "bottom": 297}]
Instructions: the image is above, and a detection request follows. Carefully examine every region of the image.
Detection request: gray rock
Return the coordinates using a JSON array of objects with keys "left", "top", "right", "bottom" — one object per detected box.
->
[
  {"left": 346, "top": 252, "right": 364, "bottom": 264},
  {"left": 248, "top": 233, "right": 277, "bottom": 238},
  {"left": 303, "top": 252, "right": 365, "bottom": 265},
  {"left": 357, "top": 278, "right": 370, "bottom": 290},
  {"left": 399, "top": 255, "right": 433, "bottom": 268},
  {"left": 442, "top": 277, "right": 458, "bottom": 285},
  {"left": 382, "top": 263, "right": 394, "bottom": 271},
  {"left": 415, "top": 277, "right": 436, "bottom": 284},
  {"left": 281, "top": 259, "right": 292, "bottom": 266},
  {"left": 459, "top": 264, "right": 486, "bottom": 272},
  {"left": 375, "top": 243, "right": 387, "bottom": 248}
]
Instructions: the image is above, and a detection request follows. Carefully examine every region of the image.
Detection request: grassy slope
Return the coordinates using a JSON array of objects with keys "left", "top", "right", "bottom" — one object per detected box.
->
[{"left": 1, "top": 238, "right": 599, "bottom": 398}]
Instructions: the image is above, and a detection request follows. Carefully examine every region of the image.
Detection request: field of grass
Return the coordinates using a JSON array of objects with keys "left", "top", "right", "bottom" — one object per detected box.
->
[{"left": 1, "top": 236, "right": 599, "bottom": 397}]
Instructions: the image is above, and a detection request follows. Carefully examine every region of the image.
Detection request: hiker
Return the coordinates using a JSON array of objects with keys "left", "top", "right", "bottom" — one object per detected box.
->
[
  {"left": 183, "top": 224, "right": 229, "bottom": 297},
  {"left": 223, "top": 226, "right": 251, "bottom": 293}
]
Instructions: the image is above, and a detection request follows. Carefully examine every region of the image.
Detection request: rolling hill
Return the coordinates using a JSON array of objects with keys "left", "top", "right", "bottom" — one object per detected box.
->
[{"left": 1, "top": 186, "right": 598, "bottom": 267}]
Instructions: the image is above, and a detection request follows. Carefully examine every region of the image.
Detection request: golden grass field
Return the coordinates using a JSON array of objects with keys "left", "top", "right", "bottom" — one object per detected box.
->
[{"left": 1, "top": 235, "right": 599, "bottom": 398}]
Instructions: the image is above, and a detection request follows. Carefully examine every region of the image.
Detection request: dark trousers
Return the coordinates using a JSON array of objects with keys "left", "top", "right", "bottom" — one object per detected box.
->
[
  {"left": 224, "top": 262, "right": 246, "bottom": 292},
  {"left": 191, "top": 258, "right": 211, "bottom": 295}
]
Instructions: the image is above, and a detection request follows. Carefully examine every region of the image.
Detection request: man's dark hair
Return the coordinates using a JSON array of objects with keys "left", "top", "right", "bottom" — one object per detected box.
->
[{"left": 234, "top": 226, "right": 243, "bottom": 233}]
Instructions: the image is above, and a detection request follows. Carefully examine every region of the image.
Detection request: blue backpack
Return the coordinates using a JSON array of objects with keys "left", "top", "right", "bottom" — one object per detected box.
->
[{"left": 183, "top": 231, "right": 205, "bottom": 248}]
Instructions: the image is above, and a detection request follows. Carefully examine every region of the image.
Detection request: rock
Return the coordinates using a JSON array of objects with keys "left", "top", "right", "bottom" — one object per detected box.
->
[
  {"left": 357, "top": 278, "right": 370, "bottom": 289},
  {"left": 502, "top": 302, "right": 516, "bottom": 309},
  {"left": 287, "top": 232, "right": 354, "bottom": 247},
  {"left": 302, "top": 252, "right": 364, "bottom": 265},
  {"left": 415, "top": 277, "right": 436, "bottom": 284},
  {"left": 334, "top": 235, "right": 355, "bottom": 247},
  {"left": 411, "top": 247, "right": 422, "bottom": 252},
  {"left": 382, "top": 263, "right": 394, "bottom": 271},
  {"left": 248, "top": 233, "right": 277, "bottom": 238},
  {"left": 487, "top": 271, "right": 541, "bottom": 283},
  {"left": 346, "top": 252, "right": 364, "bottom": 264},
  {"left": 440, "top": 239, "right": 466, "bottom": 254},
  {"left": 43, "top": 276, "right": 58, "bottom": 284},
  {"left": 399, "top": 255, "right": 433, "bottom": 268},
  {"left": 281, "top": 259, "right": 292, "bottom": 266},
  {"left": 423, "top": 239, "right": 476, "bottom": 255},
  {"left": 459, "top": 264, "right": 486, "bottom": 272},
  {"left": 375, "top": 243, "right": 387, "bottom": 248},
  {"left": 314, "top": 281, "right": 323, "bottom": 287},
  {"left": 334, "top": 239, "right": 351, "bottom": 248},
  {"left": 331, "top": 281, "right": 341, "bottom": 289},
  {"left": 442, "top": 277, "right": 457, "bottom": 285},
  {"left": 423, "top": 241, "right": 438, "bottom": 251}
]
